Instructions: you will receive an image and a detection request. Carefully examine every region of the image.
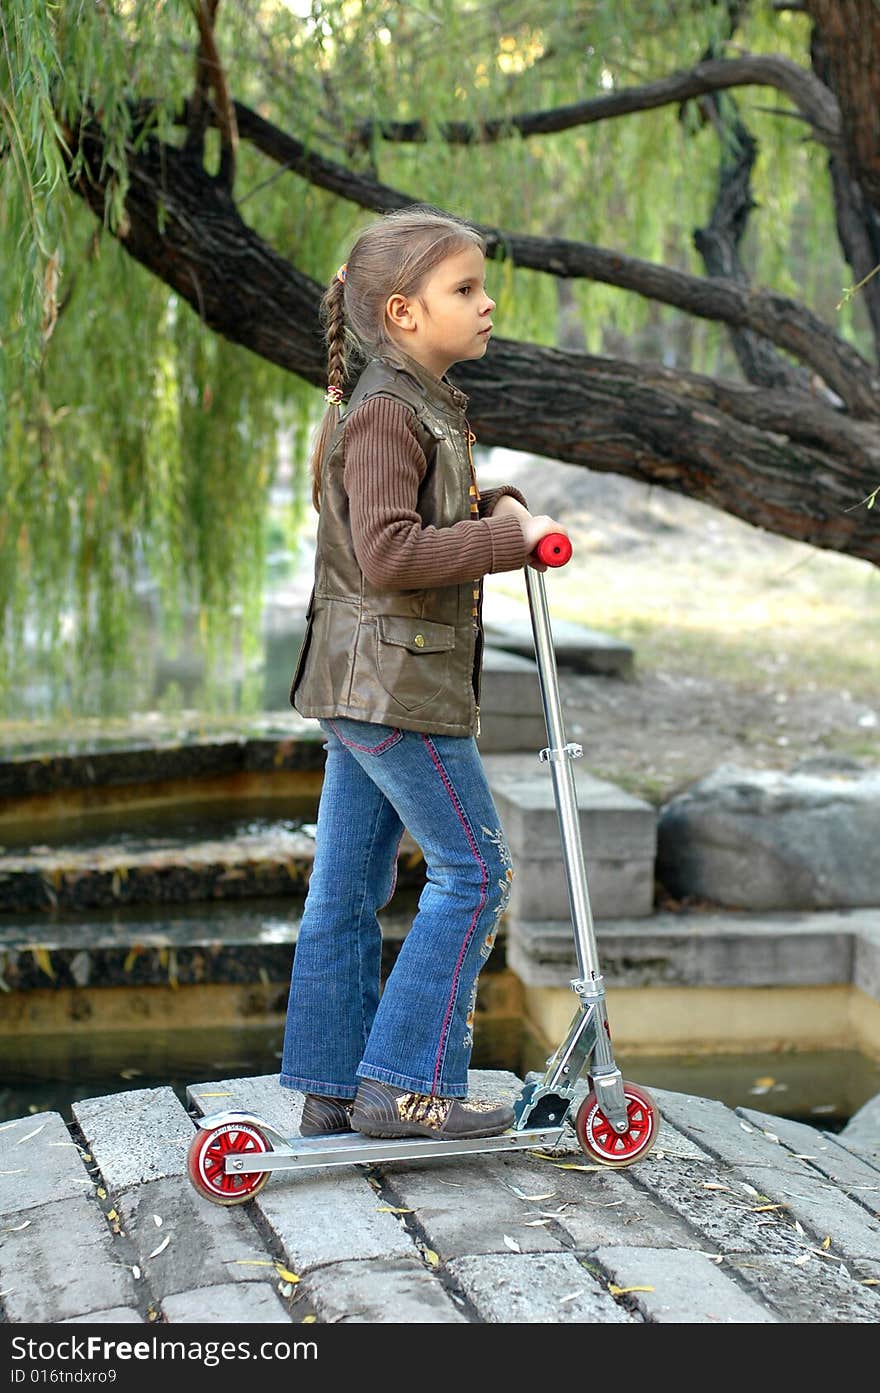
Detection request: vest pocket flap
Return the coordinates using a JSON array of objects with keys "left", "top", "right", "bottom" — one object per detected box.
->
[{"left": 377, "top": 616, "right": 455, "bottom": 654}]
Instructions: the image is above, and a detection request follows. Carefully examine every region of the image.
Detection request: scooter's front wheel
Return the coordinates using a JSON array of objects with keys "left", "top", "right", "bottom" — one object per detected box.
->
[
  {"left": 187, "top": 1120, "right": 272, "bottom": 1205},
  {"left": 574, "top": 1082, "right": 659, "bottom": 1168}
]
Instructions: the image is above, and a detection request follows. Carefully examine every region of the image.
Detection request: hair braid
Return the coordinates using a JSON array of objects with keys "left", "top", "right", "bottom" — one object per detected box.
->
[{"left": 309, "top": 275, "right": 348, "bottom": 511}]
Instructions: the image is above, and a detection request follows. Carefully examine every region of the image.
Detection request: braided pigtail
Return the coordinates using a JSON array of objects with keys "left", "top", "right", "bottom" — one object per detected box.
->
[{"left": 309, "top": 265, "right": 348, "bottom": 512}]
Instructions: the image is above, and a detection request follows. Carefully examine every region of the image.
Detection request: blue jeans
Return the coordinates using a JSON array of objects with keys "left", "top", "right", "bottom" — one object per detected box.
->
[{"left": 280, "top": 717, "right": 515, "bottom": 1099}]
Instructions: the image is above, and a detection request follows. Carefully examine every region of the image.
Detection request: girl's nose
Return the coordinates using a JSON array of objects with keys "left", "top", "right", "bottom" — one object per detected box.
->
[{"left": 482, "top": 294, "right": 496, "bottom": 314}]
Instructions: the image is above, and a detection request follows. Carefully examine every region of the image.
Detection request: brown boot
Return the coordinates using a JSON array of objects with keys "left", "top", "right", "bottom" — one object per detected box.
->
[
  {"left": 300, "top": 1093, "right": 354, "bottom": 1136},
  {"left": 351, "top": 1078, "right": 514, "bottom": 1141}
]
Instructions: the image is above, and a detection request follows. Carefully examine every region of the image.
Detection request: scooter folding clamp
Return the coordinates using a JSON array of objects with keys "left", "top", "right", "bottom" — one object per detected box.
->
[{"left": 539, "top": 741, "right": 583, "bottom": 763}]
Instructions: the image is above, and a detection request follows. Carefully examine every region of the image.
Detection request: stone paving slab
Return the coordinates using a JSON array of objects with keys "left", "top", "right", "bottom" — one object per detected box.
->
[
  {"left": 118, "top": 1176, "right": 280, "bottom": 1296},
  {"left": 841, "top": 1091, "right": 880, "bottom": 1162},
  {"left": 62, "top": 1307, "right": 144, "bottom": 1324},
  {"left": 651, "top": 1088, "right": 880, "bottom": 1271},
  {"left": 304, "top": 1257, "right": 467, "bottom": 1323},
  {"left": 0, "top": 1111, "right": 94, "bottom": 1215},
  {"left": 160, "top": 1282, "right": 292, "bottom": 1323},
  {"left": 74, "top": 1086, "right": 196, "bottom": 1190},
  {"left": 0, "top": 1194, "right": 142, "bottom": 1323},
  {"left": 3, "top": 1069, "right": 880, "bottom": 1324},
  {"left": 593, "top": 1245, "right": 777, "bottom": 1322},
  {"left": 737, "top": 1107, "right": 880, "bottom": 1217},
  {"left": 447, "top": 1250, "right": 633, "bottom": 1322}
]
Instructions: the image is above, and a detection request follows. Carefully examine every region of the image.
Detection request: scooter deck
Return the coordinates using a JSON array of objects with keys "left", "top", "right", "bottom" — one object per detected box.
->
[{"left": 225, "top": 1123, "right": 569, "bottom": 1175}]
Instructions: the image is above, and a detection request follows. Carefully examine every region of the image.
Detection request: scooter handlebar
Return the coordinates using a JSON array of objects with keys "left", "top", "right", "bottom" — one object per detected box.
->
[{"left": 533, "top": 532, "right": 572, "bottom": 567}]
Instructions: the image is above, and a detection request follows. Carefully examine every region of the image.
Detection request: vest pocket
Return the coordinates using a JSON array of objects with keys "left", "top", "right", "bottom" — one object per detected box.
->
[{"left": 375, "top": 615, "right": 455, "bottom": 712}]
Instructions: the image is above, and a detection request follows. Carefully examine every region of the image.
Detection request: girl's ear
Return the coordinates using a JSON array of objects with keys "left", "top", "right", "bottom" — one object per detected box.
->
[{"left": 386, "top": 292, "right": 416, "bottom": 332}]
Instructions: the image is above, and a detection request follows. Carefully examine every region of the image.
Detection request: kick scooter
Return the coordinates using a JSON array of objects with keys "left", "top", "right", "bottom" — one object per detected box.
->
[{"left": 188, "top": 535, "right": 660, "bottom": 1205}]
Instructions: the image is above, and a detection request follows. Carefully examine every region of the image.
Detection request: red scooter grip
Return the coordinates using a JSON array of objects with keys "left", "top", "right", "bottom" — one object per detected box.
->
[{"left": 534, "top": 532, "right": 572, "bottom": 567}]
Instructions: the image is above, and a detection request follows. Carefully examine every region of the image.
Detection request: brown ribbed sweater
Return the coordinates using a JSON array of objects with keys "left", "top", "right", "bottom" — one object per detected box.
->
[{"left": 342, "top": 396, "right": 530, "bottom": 590}]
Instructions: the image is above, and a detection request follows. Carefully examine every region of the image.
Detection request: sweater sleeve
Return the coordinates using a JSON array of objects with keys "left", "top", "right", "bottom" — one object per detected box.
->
[
  {"left": 478, "top": 484, "right": 529, "bottom": 518},
  {"left": 343, "top": 396, "right": 530, "bottom": 590}
]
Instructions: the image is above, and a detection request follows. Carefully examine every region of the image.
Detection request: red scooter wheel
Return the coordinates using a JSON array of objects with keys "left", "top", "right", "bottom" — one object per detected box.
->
[
  {"left": 574, "top": 1082, "right": 659, "bottom": 1168},
  {"left": 187, "top": 1120, "right": 272, "bottom": 1205}
]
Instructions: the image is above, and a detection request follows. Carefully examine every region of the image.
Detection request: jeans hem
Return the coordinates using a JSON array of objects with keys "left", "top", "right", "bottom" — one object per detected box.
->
[
  {"left": 280, "top": 1072, "right": 358, "bottom": 1099},
  {"left": 356, "top": 1062, "right": 468, "bottom": 1098}
]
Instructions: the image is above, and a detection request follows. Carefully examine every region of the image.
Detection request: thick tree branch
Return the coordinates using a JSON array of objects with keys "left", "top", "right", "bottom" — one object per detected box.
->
[
  {"left": 692, "top": 87, "right": 816, "bottom": 394},
  {"left": 810, "top": 19, "right": 880, "bottom": 357},
  {"left": 64, "top": 121, "right": 880, "bottom": 570},
  {"left": 146, "top": 98, "right": 879, "bottom": 416},
  {"left": 343, "top": 56, "right": 841, "bottom": 152},
  {"left": 804, "top": 1, "right": 880, "bottom": 214}
]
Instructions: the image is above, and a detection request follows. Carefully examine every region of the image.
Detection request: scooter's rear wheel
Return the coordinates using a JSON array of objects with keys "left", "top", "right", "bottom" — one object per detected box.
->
[
  {"left": 574, "top": 1082, "right": 659, "bottom": 1168},
  {"left": 188, "top": 1120, "right": 272, "bottom": 1205}
]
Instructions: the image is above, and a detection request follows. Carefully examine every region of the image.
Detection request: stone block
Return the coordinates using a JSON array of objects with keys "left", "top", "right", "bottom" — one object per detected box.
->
[
  {"left": 307, "top": 1258, "right": 467, "bottom": 1323},
  {"left": 839, "top": 1092, "right": 880, "bottom": 1164},
  {"left": 119, "top": 1176, "right": 280, "bottom": 1296},
  {"left": 0, "top": 1111, "right": 92, "bottom": 1217},
  {"left": 160, "top": 1282, "right": 292, "bottom": 1323},
  {"left": 483, "top": 616, "right": 634, "bottom": 678},
  {"left": 447, "top": 1251, "right": 633, "bottom": 1322},
  {"left": 657, "top": 764, "right": 880, "bottom": 911},
  {"left": 477, "top": 647, "right": 547, "bottom": 752},
  {"left": 0, "top": 1195, "right": 141, "bottom": 1323},
  {"left": 594, "top": 1245, "right": 777, "bottom": 1322},
  {"left": 484, "top": 755, "right": 656, "bottom": 919},
  {"left": 73, "top": 1086, "right": 196, "bottom": 1191},
  {"left": 506, "top": 909, "right": 860, "bottom": 990}
]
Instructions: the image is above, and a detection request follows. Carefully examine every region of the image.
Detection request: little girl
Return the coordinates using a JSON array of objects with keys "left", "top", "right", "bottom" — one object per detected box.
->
[{"left": 280, "top": 204, "right": 568, "bottom": 1141}]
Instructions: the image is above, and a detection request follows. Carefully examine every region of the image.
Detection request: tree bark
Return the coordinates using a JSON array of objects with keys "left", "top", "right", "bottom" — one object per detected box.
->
[
  {"left": 66, "top": 122, "right": 880, "bottom": 569},
  {"left": 804, "top": 0, "right": 880, "bottom": 214}
]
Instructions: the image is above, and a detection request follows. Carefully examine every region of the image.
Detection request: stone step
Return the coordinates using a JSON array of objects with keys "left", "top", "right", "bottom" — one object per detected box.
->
[
  {"left": 0, "top": 897, "right": 418, "bottom": 992},
  {"left": 505, "top": 907, "right": 880, "bottom": 989},
  {"left": 483, "top": 615, "right": 634, "bottom": 678},
  {"left": 483, "top": 752, "right": 657, "bottom": 920},
  {"left": 0, "top": 822, "right": 427, "bottom": 914},
  {"left": 0, "top": 711, "right": 326, "bottom": 801}
]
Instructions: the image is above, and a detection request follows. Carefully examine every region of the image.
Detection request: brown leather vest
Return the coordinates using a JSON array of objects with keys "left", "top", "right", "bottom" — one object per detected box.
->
[{"left": 289, "top": 351, "right": 485, "bottom": 737}]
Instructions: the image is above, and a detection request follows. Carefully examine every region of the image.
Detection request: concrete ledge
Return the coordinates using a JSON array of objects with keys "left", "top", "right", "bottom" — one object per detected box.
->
[
  {"left": 506, "top": 909, "right": 875, "bottom": 989},
  {"left": 483, "top": 616, "right": 634, "bottom": 678}
]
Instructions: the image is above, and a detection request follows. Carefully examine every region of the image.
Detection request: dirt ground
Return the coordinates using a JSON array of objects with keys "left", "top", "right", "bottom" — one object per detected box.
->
[{"left": 480, "top": 448, "right": 880, "bottom": 808}]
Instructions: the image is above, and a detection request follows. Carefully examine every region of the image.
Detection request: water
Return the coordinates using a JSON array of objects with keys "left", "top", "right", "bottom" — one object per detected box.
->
[{"left": 2, "top": 1022, "right": 876, "bottom": 1134}]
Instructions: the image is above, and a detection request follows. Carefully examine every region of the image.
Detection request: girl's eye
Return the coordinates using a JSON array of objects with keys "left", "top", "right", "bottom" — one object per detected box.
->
[{"left": 458, "top": 286, "right": 470, "bottom": 295}]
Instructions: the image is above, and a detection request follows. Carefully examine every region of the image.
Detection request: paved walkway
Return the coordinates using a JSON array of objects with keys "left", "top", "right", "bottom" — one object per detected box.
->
[{"left": 1, "top": 1070, "right": 879, "bottom": 1325}]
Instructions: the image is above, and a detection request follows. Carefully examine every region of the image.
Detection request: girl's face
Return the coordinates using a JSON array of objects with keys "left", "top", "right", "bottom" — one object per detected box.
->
[{"left": 385, "top": 244, "right": 496, "bottom": 379}]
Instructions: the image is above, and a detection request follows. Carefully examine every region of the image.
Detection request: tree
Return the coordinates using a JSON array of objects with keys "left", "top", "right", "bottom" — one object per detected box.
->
[{"left": 2, "top": 0, "right": 878, "bottom": 718}]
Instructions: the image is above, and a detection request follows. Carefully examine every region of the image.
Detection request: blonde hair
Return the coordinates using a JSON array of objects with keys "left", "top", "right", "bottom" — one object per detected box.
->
[{"left": 309, "top": 204, "right": 486, "bottom": 510}]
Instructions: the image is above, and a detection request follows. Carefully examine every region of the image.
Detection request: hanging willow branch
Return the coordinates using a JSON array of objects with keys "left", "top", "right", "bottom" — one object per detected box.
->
[{"left": 185, "top": 0, "right": 238, "bottom": 188}]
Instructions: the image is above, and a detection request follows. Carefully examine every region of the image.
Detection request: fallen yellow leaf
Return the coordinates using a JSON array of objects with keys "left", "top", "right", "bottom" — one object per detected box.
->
[
  {"left": 376, "top": 1206, "right": 413, "bottom": 1214},
  {"left": 608, "top": 1284, "right": 655, "bottom": 1296},
  {"left": 821, "top": 1236, "right": 831, "bottom": 1250},
  {"left": 275, "top": 1263, "right": 300, "bottom": 1284},
  {"left": 302, "top": 1315, "right": 317, "bottom": 1323},
  {"left": 422, "top": 1248, "right": 440, "bottom": 1267}
]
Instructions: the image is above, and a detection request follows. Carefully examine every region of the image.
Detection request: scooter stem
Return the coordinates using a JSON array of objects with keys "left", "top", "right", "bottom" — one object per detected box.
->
[{"left": 524, "top": 539, "right": 601, "bottom": 985}]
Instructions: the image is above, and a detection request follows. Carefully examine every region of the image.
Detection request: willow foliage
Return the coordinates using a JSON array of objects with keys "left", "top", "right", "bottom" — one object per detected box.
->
[{"left": 0, "top": 0, "right": 848, "bottom": 720}]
